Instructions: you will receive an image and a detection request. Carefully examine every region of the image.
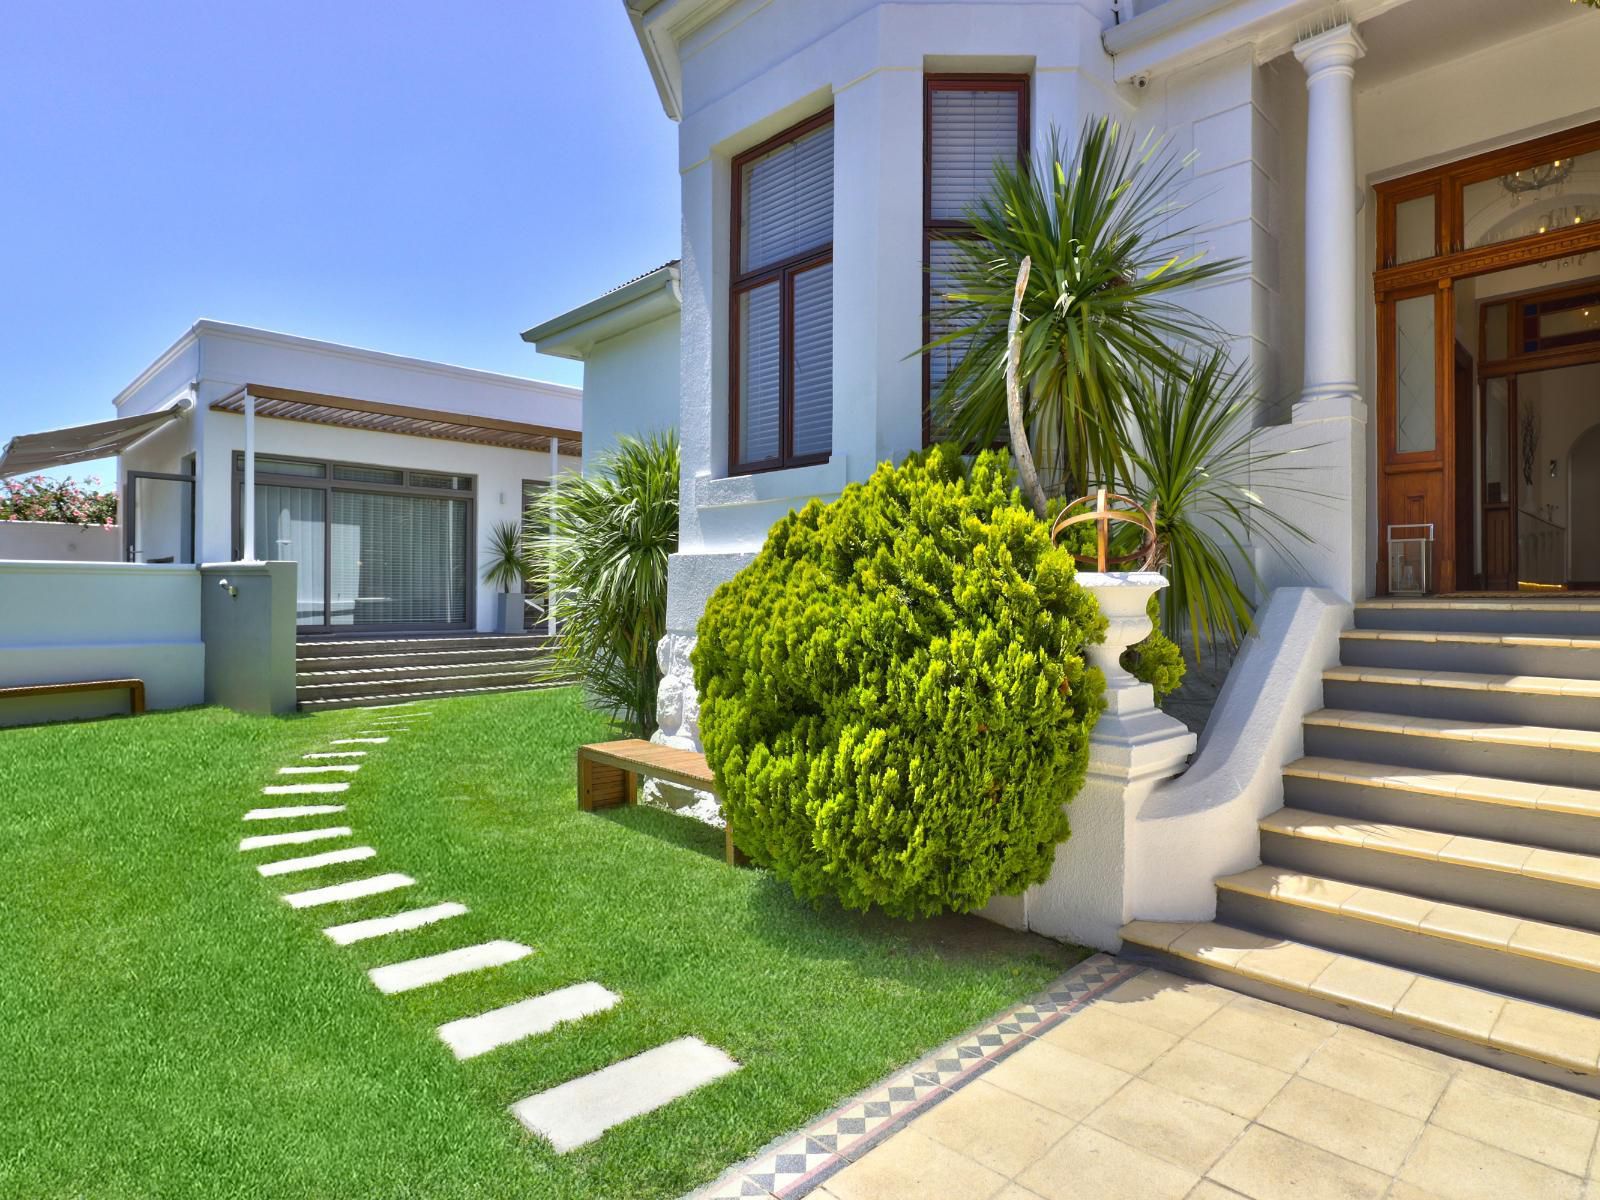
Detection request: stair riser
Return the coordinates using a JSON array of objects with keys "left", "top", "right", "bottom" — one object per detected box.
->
[
  {"left": 1260, "top": 831, "right": 1600, "bottom": 933},
  {"left": 1216, "top": 889, "right": 1600, "bottom": 1015},
  {"left": 1340, "top": 639, "right": 1600, "bottom": 682},
  {"left": 1282, "top": 775, "right": 1600, "bottom": 857},
  {"left": 298, "top": 650, "right": 556, "bottom": 671},
  {"left": 1120, "top": 943, "right": 1600, "bottom": 1100},
  {"left": 296, "top": 636, "right": 552, "bottom": 658},
  {"left": 297, "top": 682, "right": 569, "bottom": 711},
  {"left": 1354, "top": 608, "right": 1600, "bottom": 637},
  {"left": 1322, "top": 679, "right": 1600, "bottom": 734},
  {"left": 1304, "top": 724, "right": 1600, "bottom": 791},
  {"left": 298, "top": 674, "right": 537, "bottom": 701},
  {"left": 298, "top": 660, "right": 548, "bottom": 686}
]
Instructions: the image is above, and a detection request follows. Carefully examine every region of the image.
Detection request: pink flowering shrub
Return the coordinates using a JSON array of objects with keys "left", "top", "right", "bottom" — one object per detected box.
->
[{"left": 0, "top": 474, "right": 117, "bottom": 527}]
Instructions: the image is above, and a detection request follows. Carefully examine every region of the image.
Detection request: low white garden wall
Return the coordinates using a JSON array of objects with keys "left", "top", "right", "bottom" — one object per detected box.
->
[
  {"left": 0, "top": 520, "right": 120, "bottom": 562},
  {"left": 0, "top": 561, "right": 205, "bottom": 726}
]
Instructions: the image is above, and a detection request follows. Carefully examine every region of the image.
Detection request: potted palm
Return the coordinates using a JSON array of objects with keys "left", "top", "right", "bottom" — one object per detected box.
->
[{"left": 482, "top": 520, "right": 528, "bottom": 634}]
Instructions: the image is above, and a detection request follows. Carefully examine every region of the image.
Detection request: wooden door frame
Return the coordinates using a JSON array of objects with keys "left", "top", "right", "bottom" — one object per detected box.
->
[{"left": 1373, "top": 119, "right": 1600, "bottom": 594}]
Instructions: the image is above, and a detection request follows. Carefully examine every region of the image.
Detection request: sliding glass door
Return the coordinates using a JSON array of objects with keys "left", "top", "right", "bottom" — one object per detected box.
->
[{"left": 236, "top": 454, "right": 475, "bottom": 631}]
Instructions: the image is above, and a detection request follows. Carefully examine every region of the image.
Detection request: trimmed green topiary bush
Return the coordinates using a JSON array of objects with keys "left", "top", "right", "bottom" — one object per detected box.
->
[{"left": 692, "top": 447, "right": 1107, "bottom": 918}]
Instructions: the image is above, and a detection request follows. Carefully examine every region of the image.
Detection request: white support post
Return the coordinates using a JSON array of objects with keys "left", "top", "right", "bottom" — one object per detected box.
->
[
  {"left": 242, "top": 389, "right": 257, "bottom": 562},
  {"left": 546, "top": 436, "right": 559, "bottom": 636}
]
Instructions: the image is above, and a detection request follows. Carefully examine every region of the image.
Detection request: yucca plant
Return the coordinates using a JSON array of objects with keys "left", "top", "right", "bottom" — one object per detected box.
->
[
  {"left": 1117, "top": 349, "right": 1320, "bottom": 660},
  {"left": 926, "top": 117, "right": 1240, "bottom": 496},
  {"left": 529, "top": 432, "right": 679, "bottom": 736},
  {"left": 481, "top": 520, "right": 527, "bottom": 593}
]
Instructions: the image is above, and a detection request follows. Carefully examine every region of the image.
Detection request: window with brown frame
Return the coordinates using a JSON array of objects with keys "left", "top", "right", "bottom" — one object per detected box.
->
[
  {"left": 923, "top": 74, "right": 1030, "bottom": 446},
  {"left": 729, "top": 110, "right": 834, "bottom": 475}
]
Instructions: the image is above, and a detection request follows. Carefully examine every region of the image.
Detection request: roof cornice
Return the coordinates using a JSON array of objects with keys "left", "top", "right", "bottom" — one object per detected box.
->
[
  {"left": 522, "top": 263, "right": 682, "bottom": 360},
  {"left": 623, "top": 0, "right": 742, "bottom": 120}
]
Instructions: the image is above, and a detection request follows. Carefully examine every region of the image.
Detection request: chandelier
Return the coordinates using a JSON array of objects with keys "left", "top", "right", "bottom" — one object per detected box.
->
[{"left": 1501, "top": 159, "right": 1575, "bottom": 203}]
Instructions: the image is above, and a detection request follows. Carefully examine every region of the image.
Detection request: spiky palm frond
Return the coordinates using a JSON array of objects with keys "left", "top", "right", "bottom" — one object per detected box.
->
[
  {"left": 481, "top": 520, "right": 527, "bottom": 594},
  {"left": 529, "top": 432, "right": 679, "bottom": 736},
  {"left": 926, "top": 117, "right": 1240, "bottom": 494}
]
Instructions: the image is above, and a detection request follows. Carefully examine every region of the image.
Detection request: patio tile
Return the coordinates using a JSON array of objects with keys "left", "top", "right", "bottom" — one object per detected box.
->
[
  {"left": 977, "top": 1039, "right": 1130, "bottom": 1121},
  {"left": 1297, "top": 1031, "right": 1450, "bottom": 1119},
  {"left": 256, "top": 845, "right": 375, "bottom": 876},
  {"left": 1081, "top": 1076, "right": 1245, "bottom": 1174},
  {"left": 1256, "top": 1076, "right": 1424, "bottom": 1175},
  {"left": 1430, "top": 1074, "right": 1599, "bottom": 1175},
  {"left": 913, "top": 1078, "right": 1074, "bottom": 1176},
  {"left": 280, "top": 872, "right": 414, "bottom": 908},
  {"left": 510, "top": 1036, "right": 739, "bottom": 1153},
  {"left": 1092, "top": 969, "right": 1232, "bottom": 1036},
  {"left": 1140, "top": 1039, "right": 1290, "bottom": 1119},
  {"left": 322, "top": 901, "right": 468, "bottom": 946},
  {"left": 1038, "top": 1003, "right": 1179, "bottom": 1073},
  {"left": 1188, "top": 998, "right": 1328, "bottom": 1074},
  {"left": 1207, "top": 1125, "right": 1388, "bottom": 1200},
  {"left": 825, "top": 1129, "right": 1008, "bottom": 1200},
  {"left": 1015, "top": 1124, "right": 1198, "bottom": 1200},
  {"left": 438, "top": 981, "right": 620, "bottom": 1060},
  {"left": 1398, "top": 1127, "right": 1583, "bottom": 1200},
  {"left": 367, "top": 939, "right": 532, "bottom": 994}
]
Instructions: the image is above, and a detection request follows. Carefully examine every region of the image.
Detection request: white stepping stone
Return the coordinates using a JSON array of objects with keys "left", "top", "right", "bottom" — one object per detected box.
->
[
  {"left": 257, "top": 846, "right": 375, "bottom": 877},
  {"left": 239, "top": 826, "right": 351, "bottom": 851},
  {"left": 262, "top": 782, "right": 350, "bottom": 795},
  {"left": 278, "top": 763, "right": 361, "bottom": 775},
  {"left": 244, "top": 804, "right": 346, "bottom": 821},
  {"left": 367, "top": 940, "right": 533, "bottom": 995},
  {"left": 283, "top": 873, "right": 413, "bottom": 909},
  {"left": 438, "top": 982, "right": 620, "bottom": 1061},
  {"left": 303, "top": 751, "right": 366, "bottom": 760},
  {"left": 510, "top": 1038, "right": 741, "bottom": 1152},
  {"left": 357, "top": 729, "right": 405, "bottom": 735},
  {"left": 363, "top": 702, "right": 418, "bottom": 710},
  {"left": 323, "top": 902, "right": 469, "bottom": 946},
  {"left": 331, "top": 737, "right": 388, "bottom": 745}
]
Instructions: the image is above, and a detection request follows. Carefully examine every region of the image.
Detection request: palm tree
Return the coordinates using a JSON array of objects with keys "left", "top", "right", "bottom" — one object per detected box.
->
[
  {"left": 927, "top": 117, "right": 1239, "bottom": 498},
  {"left": 529, "top": 432, "right": 679, "bottom": 736}
]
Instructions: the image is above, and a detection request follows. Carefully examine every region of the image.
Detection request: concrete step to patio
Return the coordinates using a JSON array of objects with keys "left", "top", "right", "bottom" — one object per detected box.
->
[
  {"left": 1282, "top": 756, "right": 1600, "bottom": 856},
  {"left": 296, "top": 633, "right": 553, "bottom": 659},
  {"left": 1215, "top": 865, "right": 1600, "bottom": 1013},
  {"left": 297, "top": 679, "right": 572, "bottom": 711},
  {"left": 1121, "top": 919, "right": 1600, "bottom": 1098},
  {"left": 1302, "top": 709, "right": 1600, "bottom": 790},
  {"left": 1353, "top": 598, "right": 1600, "bottom": 637},
  {"left": 298, "top": 645, "right": 555, "bottom": 671},
  {"left": 1321, "top": 666, "right": 1600, "bottom": 733},
  {"left": 1259, "top": 807, "right": 1600, "bottom": 933},
  {"left": 1339, "top": 628, "right": 1600, "bottom": 680}
]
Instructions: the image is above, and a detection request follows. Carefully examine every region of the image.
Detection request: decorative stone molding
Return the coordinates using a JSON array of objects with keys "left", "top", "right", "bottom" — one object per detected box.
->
[{"left": 645, "top": 631, "right": 721, "bottom": 824}]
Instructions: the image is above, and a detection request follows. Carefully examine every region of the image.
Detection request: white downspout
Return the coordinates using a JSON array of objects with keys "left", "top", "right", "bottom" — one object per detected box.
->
[
  {"left": 241, "top": 388, "right": 257, "bottom": 562},
  {"left": 546, "top": 434, "right": 559, "bottom": 636}
]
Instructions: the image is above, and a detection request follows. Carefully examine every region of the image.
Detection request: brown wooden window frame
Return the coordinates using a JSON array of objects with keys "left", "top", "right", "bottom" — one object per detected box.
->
[
  {"left": 923, "top": 73, "right": 1030, "bottom": 447},
  {"left": 728, "top": 108, "right": 835, "bottom": 476}
]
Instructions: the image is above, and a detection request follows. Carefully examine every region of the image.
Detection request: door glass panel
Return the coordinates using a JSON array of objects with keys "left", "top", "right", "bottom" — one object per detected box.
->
[
  {"left": 330, "top": 491, "right": 469, "bottom": 626},
  {"left": 1483, "top": 378, "right": 1509, "bottom": 506},
  {"left": 1394, "top": 194, "right": 1436, "bottom": 264},
  {"left": 1462, "top": 148, "right": 1600, "bottom": 249},
  {"left": 255, "top": 484, "right": 326, "bottom": 625},
  {"left": 1394, "top": 293, "right": 1437, "bottom": 454},
  {"left": 129, "top": 476, "right": 194, "bottom": 564}
]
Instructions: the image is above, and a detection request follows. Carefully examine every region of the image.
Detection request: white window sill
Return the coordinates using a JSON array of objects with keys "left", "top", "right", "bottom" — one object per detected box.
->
[{"left": 694, "top": 458, "right": 847, "bottom": 510}]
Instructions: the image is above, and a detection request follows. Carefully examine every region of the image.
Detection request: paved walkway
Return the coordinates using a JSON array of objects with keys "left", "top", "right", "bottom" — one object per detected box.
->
[{"left": 699, "top": 958, "right": 1600, "bottom": 1200}]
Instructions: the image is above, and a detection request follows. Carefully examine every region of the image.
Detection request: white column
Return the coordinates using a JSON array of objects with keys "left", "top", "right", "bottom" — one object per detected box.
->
[
  {"left": 1294, "top": 22, "right": 1366, "bottom": 409},
  {"left": 546, "top": 436, "right": 558, "bottom": 637},
  {"left": 241, "top": 389, "right": 257, "bottom": 562}
]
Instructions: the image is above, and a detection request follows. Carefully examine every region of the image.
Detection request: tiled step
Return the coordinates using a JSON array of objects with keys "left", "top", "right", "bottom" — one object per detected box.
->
[
  {"left": 1259, "top": 807, "right": 1600, "bottom": 933},
  {"left": 1340, "top": 628, "right": 1600, "bottom": 681},
  {"left": 1354, "top": 598, "right": 1600, "bottom": 637},
  {"left": 296, "top": 634, "right": 553, "bottom": 659},
  {"left": 296, "top": 666, "right": 545, "bottom": 701},
  {"left": 1282, "top": 756, "right": 1600, "bottom": 856},
  {"left": 1121, "top": 919, "right": 1600, "bottom": 1098},
  {"left": 298, "top": 680, "right": 571, "bottom": 711},
  {"left": 1216, "top": 865, "right": 1600, "bottom": 1013},
  {"left": 1321, "top": 666, "right": 1600, "bottom": 733},
  {"left": 1302, "top": 709, "right": 1600, "bottom": 790},
  {"left": 298, "top": 646, "right": 557, "bottom": 671}
]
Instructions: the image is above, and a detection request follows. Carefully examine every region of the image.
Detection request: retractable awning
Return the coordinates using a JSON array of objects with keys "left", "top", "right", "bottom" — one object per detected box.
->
[{"left": 0, "top": 402, "right": 189, "bottom": 477}]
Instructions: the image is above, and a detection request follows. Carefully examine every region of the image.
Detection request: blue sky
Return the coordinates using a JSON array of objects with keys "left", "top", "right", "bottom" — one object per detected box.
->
[{"left": 0, "top": 1, "right": 679, "bottom": 482}]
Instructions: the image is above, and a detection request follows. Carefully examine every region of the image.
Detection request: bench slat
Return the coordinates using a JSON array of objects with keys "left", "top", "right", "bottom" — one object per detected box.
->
[{"left": 0, "top": 678, "right": 145, "bottom": 715}]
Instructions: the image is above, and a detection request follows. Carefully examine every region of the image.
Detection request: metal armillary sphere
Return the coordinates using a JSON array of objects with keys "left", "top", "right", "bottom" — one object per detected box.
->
[{"left": 1051, "top": 487, "right": 1161, "bottom": 572}]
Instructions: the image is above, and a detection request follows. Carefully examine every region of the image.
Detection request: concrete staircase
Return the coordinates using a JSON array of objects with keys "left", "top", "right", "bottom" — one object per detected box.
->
[
  {"left": 1123, "top": 596, "right": 1600, "bottom": 1097},
  {"left": 296, "top": 633, "right": 568, "bottom": 711}
]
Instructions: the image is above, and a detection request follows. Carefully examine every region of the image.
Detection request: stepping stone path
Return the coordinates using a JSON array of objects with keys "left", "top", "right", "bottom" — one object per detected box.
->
[{"left": 236, "top": 701, "right": 742, "bottom": 1156}]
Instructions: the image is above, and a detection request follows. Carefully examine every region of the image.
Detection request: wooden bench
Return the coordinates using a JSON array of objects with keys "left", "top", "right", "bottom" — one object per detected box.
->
[
  {"left": 0, "top": 678, "right": 146, "bottom": 716},
  {"left": 577, "top": 738, "right": 746, "bottom": 866}
]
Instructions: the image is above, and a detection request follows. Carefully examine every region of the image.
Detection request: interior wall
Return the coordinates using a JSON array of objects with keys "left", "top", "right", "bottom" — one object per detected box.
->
[
  {"left": 1573, "top": 423, "right": 1600, "bottom": 583},
  {"left": 1517, "top": 363, "right": 1600, "bottom": 584}
]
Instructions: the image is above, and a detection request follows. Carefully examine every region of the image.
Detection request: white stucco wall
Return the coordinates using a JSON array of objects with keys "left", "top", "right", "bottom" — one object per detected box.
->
[
  {"left": 0, "top": 561, "right": 205, "bottom": 725},
  {"left": 581, "top": 312, "right": 682, "bottom": 472},
  {"left": 0, "top": 521, "right": 120, "bottom": 562}
]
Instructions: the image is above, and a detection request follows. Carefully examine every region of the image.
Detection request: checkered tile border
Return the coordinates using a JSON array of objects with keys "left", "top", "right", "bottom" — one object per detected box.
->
[{"left": 686, "top": 953, "right": 1146, "bottom": 1200}]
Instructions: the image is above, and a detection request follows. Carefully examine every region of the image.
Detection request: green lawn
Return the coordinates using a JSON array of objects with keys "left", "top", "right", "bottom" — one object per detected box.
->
[{"left": 0, "top": 690, "right": 1082, "bottom": 1200}]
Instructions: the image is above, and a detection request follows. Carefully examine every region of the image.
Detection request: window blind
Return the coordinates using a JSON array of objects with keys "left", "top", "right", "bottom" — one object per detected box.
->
[
  {"left": 741, "top": 122, "right": 834, "bottom": 273},
  {"left": 929, "top": 87, "right": 1022, "bottom": 221},
  {"left": 255, "top": 484, "right": 326, "bottom": 625},
  {"left": 738, "top": 282, "right": 783, "bottom": 464},
  {"left": 330, "top": 491, "right": 468, "bottom": 626},
  {"left": 791, "top": 262, "right": 833, "bottom": 459}
]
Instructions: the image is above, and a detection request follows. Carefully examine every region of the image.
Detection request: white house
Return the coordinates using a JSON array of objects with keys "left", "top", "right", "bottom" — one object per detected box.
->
[{"left": 2, "top": 320, "right": 582, "bottom": 635}]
